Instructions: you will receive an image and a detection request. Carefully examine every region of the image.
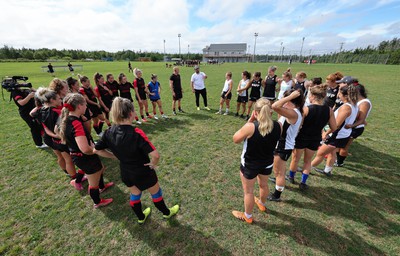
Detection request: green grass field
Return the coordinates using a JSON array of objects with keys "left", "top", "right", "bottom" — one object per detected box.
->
[{"left": 0, "top": 61, "right": 399, "bottom": 255}]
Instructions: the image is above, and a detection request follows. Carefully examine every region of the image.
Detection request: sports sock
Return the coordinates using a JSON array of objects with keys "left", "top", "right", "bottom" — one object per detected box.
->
[
  {"left": 141, "top": 115, "right": 144, "bottom": 119},
  {"left": 225, "top": 108, "right": 229, "bottom": 113},
  {"left": 146, "top": 112, "right": 150, "bottom": 116},
  {"left": 324, "top": 166, "right": 333, "bottom": 173},
  {"left": 75, "top": 169, "right": 85, "bottom": 183},
  {"left": 98, "top": 175, "right": 105, "bottom": 189},
  {"left": 244, "top": 212, "right": 252, "bottom": 219},
  {"left": 161, "top": 111, "right": 164, "bottom": 115},
  {"left": 89, "top": 186, "right": 101, "bottom": 204},
  {"left": 173, "top": 108, "right": 176, "bottom": 112},
  {"left": 93, "top": 124, "right": 100, "bottom": 134},
  {"left": 63, "top": 169, "right": 68, "bottom": 175},
  {"left": 130, "top": 193, "right": 145, "bottom": 220},
  {"left": 98, "top": 121, "right": 104, "bottom": 131},
  {"left": 337, "top": 154, "right": 346, "bottom": 164},
  {"left": 274, "top": 185, "right": 285, "bottom": 198},
  {"left": 301, "top": 173, "right": 309, "bottom": 184},
  {"left": 70, "top": 174, "right": 77, "bottom": 180},
  {"left": 135, "top": 116, "right": 139, "bottom": 121},
  {"left": 289, "top": 170, "right": 296, "bottom": 178},
  {"left": 151, "top": 188, "right": 170, "bottom": 215}
]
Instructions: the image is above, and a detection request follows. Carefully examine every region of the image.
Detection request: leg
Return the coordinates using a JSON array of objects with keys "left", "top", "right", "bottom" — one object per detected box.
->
[
  {"left": 268, "top": 155, "right": 286, "bottom": 201},
  {"left": 226, "top": 99, "right": 230, "bottom": 110},
  {"left": 152, "top": 101, "right": 157, "bottom": 115},
  {"left": 148, "top": 182, "right": 178, "bottom": 218},
  {"left": 240, "top": 173, "right": 257, "bottom": 215},
  {"left": 195, "top": 90, "right": 200, "bottom": 107},
  {"left": 138, "top": 100, "right": 144, "bottom": 117},
  {"left": 61, "top": 151, "right": 76, "bottom": 177},
  {"left": 157, "top": 100, "right": 164, "bottom": 114},
  {"left": 129, "top": 185, "right": 147, "bottom": 221},
  {"left": 20, "top": 114, "right": 43, "bottom": 146},
  {"left": 247, "top": 101, "right": 253, "bottom": 116},
  {"left": 257, "top": 174, "right": 269, "bottom": 204},
  {"left": 53, "top": 150, "right": 66, "bottom": 171},
  {"left": 289, "top": 148, "right": 304, "bottom": 179},
  {"left": 87, "top": 170, "right": 103, "bottom": 204},
  {"left": 201, "top": 88, "right": 208, "bottom": 107},
  {"left": 311, "top": 144, "right": 335, "bottom": 167}
]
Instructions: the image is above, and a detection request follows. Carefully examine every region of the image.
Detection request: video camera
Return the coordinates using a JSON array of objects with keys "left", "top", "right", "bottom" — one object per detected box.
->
[{"left": 1, "top": 76, "right": 32, "bottom": 92}]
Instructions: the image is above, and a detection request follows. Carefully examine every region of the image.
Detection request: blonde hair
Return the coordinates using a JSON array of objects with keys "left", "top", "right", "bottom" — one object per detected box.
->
[
  {"left": 35, "top": 87, "right": 57, "bottom": 104},
  {"left": 59, "top": 93, "right": 86, "bottom": 143},
  {"left": 110, "top": 97, "right": 135, "bottom": 125},
  {"left": 49, "top": 78, "right": 65, "bottom": 95},
  {"left": 310, "top": 83, "right": 329, "bottom": 101},
  {"left": 254, "top": 98, "right": 274, "bottom": 136}
]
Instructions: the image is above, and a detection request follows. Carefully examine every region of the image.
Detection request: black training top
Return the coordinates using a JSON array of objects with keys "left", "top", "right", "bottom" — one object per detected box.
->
[
  {"left": 297, "top": 104, "right": 330, "bottom": 141},
  {"left": 95, "top": 84, "right": 113, "bottom": 108},
  {"left": 65, "top": 115, "right": 93, "bottom": 155},
  {"left": 263, "top": 75, "right": 277, "bottom": 98},
  {"left": 249, "top": 79, "right": 263, "bottom": 99},
  {"left": 79, "top": 87, "right": 98, "bottom": 104},
  {"left": 119, "top": 82, "right": 133, "bottom": 101},
  {"left": 170, "top": 73, "right": 182, "bottom": 92},
  {"left": 95, "top": 125, "right": 156, "bottom": 173},
  {"left": 241, "top": 121, "right": 281, "bottom": 170},
  {"left": 294, "top": 81, "right": 306, "bottom": 94},
  {"left": 324, "top": 86, "right": 339, "bottom": 108},
  {"left": 133, "top": 78, "right": 146, "bottom": 94},
  {"left": 11, "top": 89, "right": 35, "bottom": 116},
  {"left": 39, "top": 106, "right": 61, "bottom": 141},
  {"left": 106, "top": 80, "right": 120, "bottom": 98}
]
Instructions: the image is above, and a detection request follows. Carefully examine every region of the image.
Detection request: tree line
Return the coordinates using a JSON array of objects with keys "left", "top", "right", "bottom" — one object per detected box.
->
[{"left": 1, "top": 38, "right": 399, "bottom": 64}]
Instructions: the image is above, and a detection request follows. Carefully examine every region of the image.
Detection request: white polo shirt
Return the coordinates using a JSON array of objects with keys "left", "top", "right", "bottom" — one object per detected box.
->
[{"left": 191, "top": 72, "right": 207, "bottom": 90}]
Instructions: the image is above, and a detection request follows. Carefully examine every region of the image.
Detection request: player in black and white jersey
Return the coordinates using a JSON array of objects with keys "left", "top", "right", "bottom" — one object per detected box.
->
[
  {"left": 243, "top": 72, "right": 263, "bottom": 120},
  {"left": 311, "top": 84, "right": 359, "bottom": 176},
  {"left": 232, "top": 98, "right": 281, "bottom": 224},
  {"left": 263, "top": 66, "right": 278, "bottom": 101},
  {"left": 268, "top": 89, "right": 304, "bottom": 202},
  {"left": 288, "top": 84, "right": 337, "bottom": 190},
  {"left": 336, "top": 84, "right": 371, "bottom": 166}
]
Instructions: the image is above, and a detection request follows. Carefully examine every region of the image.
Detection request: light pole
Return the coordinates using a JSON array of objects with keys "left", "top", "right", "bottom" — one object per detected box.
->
[
  {"left": 163, "top": 39, "right": 166, "bottom": 56},
  {"left": 299, "top": 37, "right": 305, "bottom": 62},
  {"left": 178, "top": 34, "right": 181, "bottom": 59},
  {"left": 253, "top": 32, "right": 258, "bottom": 62},
  {"left": 188, "top": 44, "right": 190, "bottom": 59},
  {"left": 279, "top": 42, "right": 283, "bottom": 62}
]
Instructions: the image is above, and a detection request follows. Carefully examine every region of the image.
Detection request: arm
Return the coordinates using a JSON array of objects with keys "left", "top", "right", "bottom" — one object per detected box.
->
[
  {"left": 191, "top": 80, "right": 195, "bottom": 93},
  {"left": 29, "top": 106, "right": 40, "bottom": 118},
  {"left": 226, "top": 80, "right": 233, "bottom": 95},
  {"left": 75, "top": 136, "right": 95, "bottom": 155},
  {"left": 322, "top": 108, "right": 337, "bottom": 139},
  {"left": 17, "top": 91, "right": 35, "bottom": 106},
  {"left": 241, "top": 79, "right": 252, "bottom": 91},
  {"left": 169, "top": 80, "right": 176, "bottom": 97},
  {"left": 144, "top": 150, "right": 160, "bottom": 170},
  {"left": 94, "top": 149, "right": 117, "bottom": 160},
  {"left": 345, "top": 102, "right": 370, "bottom": 128},
  {"left": 330, "top": 105, "right": 351, "bottom": 133},
  {"left": 271, "top": 90, "right": 301, "bottom": 124},
  {"left": 95, "top": 89, "right": 108, "bottom": 112},
  {"left": 233, "top": 122, "right": 255, "bottom": 143}
]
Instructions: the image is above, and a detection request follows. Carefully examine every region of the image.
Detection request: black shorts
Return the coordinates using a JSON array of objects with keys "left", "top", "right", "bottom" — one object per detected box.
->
[
  {"left": 44, "top": 135, "right": 56, "bottom": 150},
  {"left": 173, "top": 91, "right": 182, "bottom": 100},
  {"left": 83, "top": 107, "right": 92, "bottom": 121},
  {"left": 136, "top": 92, "right": 147, "bottom": 101},
  {"left": 351, "top": 127, "right": 364, "bottom": 139},
  {"left": 88, "top": 104, "right": 102, "bottom": 118},
  {"left": 237, "top": 96, "right": 248, "bottom": 103},
  {"left": 221, "top": 91, "right": 232, "bottom": 100},
  {"left": 53, "top": 139, "right": 69, "bottom": 153},
  {"left": 121, "top": 168, "right": 158, "bottom": 191},
  {"left": 274, "top": 148, "right": 293, "bottom": 161},
  {"left": 240, "top": 164, "right": 273, "bottom": 180},
  {"left": 249, "top": 96, "right": 260, "bottom": 102},
  {"left": 72, "top": 154, "right": 103, "bottom": 174},
  {"left": 325, "top": 136, "right": 350, "bottom": 148},
  {"left": 295, "top": 138, "right": 321, "bottom": 151}
]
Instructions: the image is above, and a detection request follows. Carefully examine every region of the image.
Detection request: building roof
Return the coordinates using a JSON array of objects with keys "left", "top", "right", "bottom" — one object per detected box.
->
[{"left": 203, "top": 43, "right": 247, "bottom": 52}]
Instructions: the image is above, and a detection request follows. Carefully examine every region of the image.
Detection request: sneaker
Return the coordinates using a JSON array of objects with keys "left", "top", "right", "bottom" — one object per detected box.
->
[
  {"left": 147, "top": 115, "right": 153, "bottom": 119},
  {"left": 215, "top": 111, "right": 222, "bottom": 115},
  {"left": 223, "top": 112, "right": 229, "bottom": 116},
  {"left": 99, "top": 182, "right": 114, "bottom": 193},
  {"left": 154, "top": 115, "right": 159, "bottom": 120},
  {"left": 136, "top": 120, "right": 142, "bottom": 125},
  {"left": 245, "top": 115, "right": 250, "bottom": 121},
  {"left": 162, "top": 114, "right": 168, "bottom": 118},
  {"left": 70, "top": 179, "right": 83, "bottom": 191},
  {"left": 163, "top": 204, "right": 180, "bottom": 219},
  {"left": 94, "top": 198, "right": 113, "bottom": 208},
  {"left": 299, "top": 183, "right": 309, "bottom": 191},
  {"left": 142, "top": 118, "right": 148, "bottom": 122},
  {"left": 297, "top": 167, "right": 303, "bottom": 173},
  {"left": 173, "top": 111, "right": 177, "bottom": 115},
  {"left": 97, "top": 131, "right": 104, "bottom": 137},
  {"left": 178, "top": 109, "right": 185, "bottom": 113},
  {"left": 138, "top": 207, "right": 151, "bottom": 224},
  {"left": 254, "top": 196, "right": 266, "bottom": 212},
  {"left": 81, "top": 175, "right": 88, "bottom": 183},
  {"left": 269, "top": 177, "right": 276, "bottom": 183},
  {"left": 232, "top": 210, "right": 253, "bottom": 224},
  {"left": 36, "top": 144, "right": 48, "bottom": 149},
  {"left": 267, "top": 193, "right": 282, "bottom": 202},
  {"left": 286, "top": 175, "right": 296, "bottom": 184},
  {"left": 334, "top": 161, "right": 344, "bottom": 167},
  {"left": 204, "top": 107, "right": 211, "bottom": 111},
  {"left": 235, "top": 113, "right": 239, "bottom": 117},
  {"left": 313, "top": 167, "right": 332, "bottom": 177}
]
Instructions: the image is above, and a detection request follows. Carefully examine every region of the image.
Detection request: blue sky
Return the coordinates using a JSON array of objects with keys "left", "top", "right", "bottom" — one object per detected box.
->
[{"left": 0, "top": 0, "right": 399, "bottom": 54}]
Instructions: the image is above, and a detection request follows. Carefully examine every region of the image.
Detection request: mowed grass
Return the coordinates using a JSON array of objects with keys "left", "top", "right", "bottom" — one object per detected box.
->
[{"left": 0, "top": 61, "right": 399, "bottom": 255}]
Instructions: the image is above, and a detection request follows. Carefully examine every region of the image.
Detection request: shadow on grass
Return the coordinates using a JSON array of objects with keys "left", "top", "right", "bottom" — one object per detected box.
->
[
  {"left": 97, "top": 181, "right": 230, "bottom": 255},
  {"left": 286, "top": 185, "right": 399, "bottom": 237},
  {"left": 185, "top": 111, "right": 212, "bottom": 121},
  {"left": 133, "top": 116, "right": 192, "bottom": 135},
  {"left": 257, "top": 210, "right": 384, "bottom": 256}
]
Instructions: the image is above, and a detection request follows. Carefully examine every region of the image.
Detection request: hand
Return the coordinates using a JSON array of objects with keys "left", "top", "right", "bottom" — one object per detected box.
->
[
  {"left": 192, "top": 89, "right": 195, "bottom": 93},
  {"left": 29, "top": 92, "right": 35, "bottom": 98},
  {"left": 344, "top": 124, "right": 353, "bottom": 129},
  {"left": 104, "top": 107, "right": 109, "bottom": 113},
  {"left": 289, "top": 90, "right": 301, "bottom": 99},
  {"left": 172, "top": 92, "right": 176, "bottom": 97},
  {"left": 144, "top": 162, "right": 158, "bottom": 170}
]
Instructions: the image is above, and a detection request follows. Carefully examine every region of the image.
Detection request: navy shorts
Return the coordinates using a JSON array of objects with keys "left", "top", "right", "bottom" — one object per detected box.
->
[
  {"left": 240, "top": 164, "right": 273, "bottom": 180},
  {"left": 351, "top": 127, "right": 364, "bottom": 139},
  {"left": 121, "top": 168, "right": 158, "bottom": 190},
  {"left": 237, "top": 96, "right": 248, "bottom": 103},
  {"left": 150, "top": 97, "right": 161, "bottom": 102},
  {"left": 221, "top": 91, "right": 232, "bottom": 100}
]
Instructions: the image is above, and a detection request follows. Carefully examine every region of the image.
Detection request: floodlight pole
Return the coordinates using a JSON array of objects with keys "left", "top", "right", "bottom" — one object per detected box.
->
[
  {"left": 163, "top": 39, "right": 166, "bottom": 56},
  {"left": 178, "top": 34, "right": 181, "bottom": 59},
  {"left": 253, "top": 33, "right": 258, "bottom": 62},
  {"left": 299, "top": 37, "right": 305, "bottom": 62}
]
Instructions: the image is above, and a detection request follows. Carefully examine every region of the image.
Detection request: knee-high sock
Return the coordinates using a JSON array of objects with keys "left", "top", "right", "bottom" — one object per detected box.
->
[
  {"left": 151, "top": 188, "right": 170, "bottom": 215},
  {"left": 130, "top": 193, "right": 145, "bottom": 220}
]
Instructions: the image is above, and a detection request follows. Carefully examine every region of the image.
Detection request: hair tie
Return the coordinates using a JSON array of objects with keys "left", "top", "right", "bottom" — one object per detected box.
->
[{"left": 63, "top": 103, "right": 74, "bottom": 111}]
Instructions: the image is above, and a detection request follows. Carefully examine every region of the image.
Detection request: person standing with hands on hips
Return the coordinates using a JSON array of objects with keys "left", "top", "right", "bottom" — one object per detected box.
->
[{"left": 191, "top": 65, "right": 210, "bottom": 111}]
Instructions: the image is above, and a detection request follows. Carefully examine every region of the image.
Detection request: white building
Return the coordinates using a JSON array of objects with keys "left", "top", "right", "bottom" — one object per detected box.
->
[{"left": 202, "top": 43, "right": 248, "bottom": 63}]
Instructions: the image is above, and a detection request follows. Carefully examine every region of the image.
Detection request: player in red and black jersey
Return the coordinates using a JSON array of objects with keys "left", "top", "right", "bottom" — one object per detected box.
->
[
  {"left": 118, "top": 73, "right": 141, "bottom": 124},
  {"left": 11, "top": 87, "right": 45, "bottom": 148},
  {"left": 93, "top": 72, "right": 112, "bottom": 126},
  {"left": 133, "top": 68, "right": 152, "bottom": 122},
  {"left": 94, "top": 97, "right": 179, "bottom": 223},
  {"left": 105, "top": 73, "right": 119, "bottom": 98},
  {"left": 67, "top": 77, "right": 92, "bottom": 133},
  {"left": 35, "top": 88, "right": 86, "bottom": 189},
  {"left": 78, "top": 75, "right": 108, "bottom": 136},
  {"left": 60, "top": 93, "right": 114, "bottom": 208}
]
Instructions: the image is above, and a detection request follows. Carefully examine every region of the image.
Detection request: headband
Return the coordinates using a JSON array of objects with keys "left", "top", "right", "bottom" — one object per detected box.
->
[{"left": 63, "top": 103, "right": 74, "bottom": 111}]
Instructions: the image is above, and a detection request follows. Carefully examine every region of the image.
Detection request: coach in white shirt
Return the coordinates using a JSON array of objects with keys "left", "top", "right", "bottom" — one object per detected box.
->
[{"left": 191, "top": 65, "right": 210, "bottom": 110}]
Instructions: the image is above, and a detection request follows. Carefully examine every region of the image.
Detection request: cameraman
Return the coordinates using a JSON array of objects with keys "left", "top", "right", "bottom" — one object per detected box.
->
[{"left": 11, "top": 87, "right": 47, "bottom": 148}]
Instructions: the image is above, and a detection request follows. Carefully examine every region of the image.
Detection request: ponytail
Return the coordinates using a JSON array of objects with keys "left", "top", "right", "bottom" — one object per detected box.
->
[
  {"left": 340, "top": 84, "right": 358, "bottom": 106},
  {"left": 35, "top": 87, "right": 57, "bottom": 104},
  {"left": 254, "top": 98, "right": 274, "bottom": 136},
  {"left": 59, "top": 93, "right": 86, "bottom": 143},
  {"left": 93, "top": 72, "right": 103, "bottom": 86}
]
